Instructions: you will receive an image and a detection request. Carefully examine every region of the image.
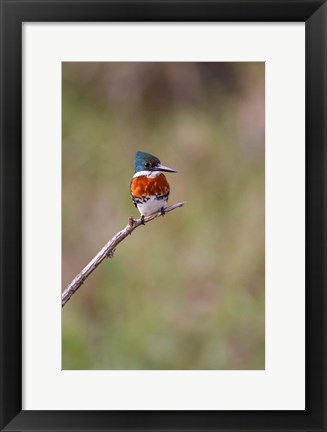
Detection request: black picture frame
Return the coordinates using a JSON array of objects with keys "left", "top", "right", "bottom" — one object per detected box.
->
[{"left": 0, "top": 1, "right": 326, "bottom": 431}]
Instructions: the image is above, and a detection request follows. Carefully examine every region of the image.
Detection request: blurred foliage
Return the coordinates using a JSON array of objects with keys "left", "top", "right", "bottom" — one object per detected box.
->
[{"left": 62, "top": 62, "right": 265, "bottom": 370}]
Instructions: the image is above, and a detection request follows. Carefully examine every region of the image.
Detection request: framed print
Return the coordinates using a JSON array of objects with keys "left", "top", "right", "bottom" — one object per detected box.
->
[{"left": 0, "top": 1, "right": 326, "bottom": 431}]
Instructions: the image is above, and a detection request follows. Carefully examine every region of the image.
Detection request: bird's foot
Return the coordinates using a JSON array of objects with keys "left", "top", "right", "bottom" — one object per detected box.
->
[
  {"left": 141, "top": 215, "right": 145, "bottom": 225},
  {"left": 160, "top": 207, "right": 166, "bottom": 216}
]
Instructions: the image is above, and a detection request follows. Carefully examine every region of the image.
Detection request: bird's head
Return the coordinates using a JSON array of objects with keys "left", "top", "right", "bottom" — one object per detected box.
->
[{"left": 134, "top": 151, "right": 177, "bottom": 174}]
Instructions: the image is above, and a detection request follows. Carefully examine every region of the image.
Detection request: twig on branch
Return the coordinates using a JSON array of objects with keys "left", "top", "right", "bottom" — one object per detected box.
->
[{"left": 61, "top": 202, "right": 186, "bottom": 307}]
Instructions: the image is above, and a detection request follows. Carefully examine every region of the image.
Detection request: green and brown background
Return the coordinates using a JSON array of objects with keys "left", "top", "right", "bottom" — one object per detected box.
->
[{"left": 62, "top": 62, "right": 265, "bottom": 370}]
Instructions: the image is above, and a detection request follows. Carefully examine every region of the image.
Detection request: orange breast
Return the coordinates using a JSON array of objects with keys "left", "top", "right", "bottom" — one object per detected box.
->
[{"left": 131, "top": 174, "right": 170, "bottom": 197}]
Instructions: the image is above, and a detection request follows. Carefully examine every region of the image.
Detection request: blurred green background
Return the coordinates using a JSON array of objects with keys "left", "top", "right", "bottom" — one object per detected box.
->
[{"left": 62, "top": 62, "right": 265, "bottom": 370}]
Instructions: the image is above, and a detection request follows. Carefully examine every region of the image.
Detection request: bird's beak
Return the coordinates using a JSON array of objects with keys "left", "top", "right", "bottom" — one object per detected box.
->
[{"left": 154, "top": 163, "right": 177, "bottom": 173}]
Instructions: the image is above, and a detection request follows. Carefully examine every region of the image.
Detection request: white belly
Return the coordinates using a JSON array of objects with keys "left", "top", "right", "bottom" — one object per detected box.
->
[{"left": 136, "top": 195, "right": 168, "bottom": 217}]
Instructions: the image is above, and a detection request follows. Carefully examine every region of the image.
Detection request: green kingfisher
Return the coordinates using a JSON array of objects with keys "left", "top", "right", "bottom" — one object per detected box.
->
[{"left": 130, "top": 151, "right": 177, "bottom": 223}]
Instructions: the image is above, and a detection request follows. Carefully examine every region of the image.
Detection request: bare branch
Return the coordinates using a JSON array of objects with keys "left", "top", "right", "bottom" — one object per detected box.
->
[{"left": 62, "top": 202, "right": 186, "bottom": 307}]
